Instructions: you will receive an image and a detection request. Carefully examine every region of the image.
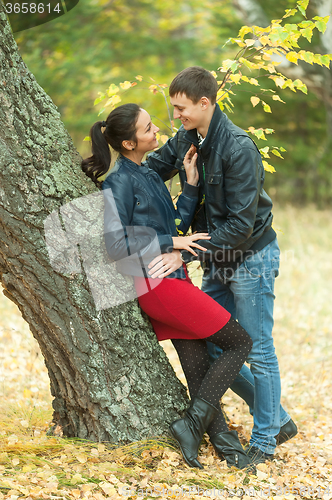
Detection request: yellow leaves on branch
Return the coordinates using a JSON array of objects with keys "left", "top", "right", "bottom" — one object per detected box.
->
[{"left": 247, "top": 127, "right": 274, "bottom": 141}]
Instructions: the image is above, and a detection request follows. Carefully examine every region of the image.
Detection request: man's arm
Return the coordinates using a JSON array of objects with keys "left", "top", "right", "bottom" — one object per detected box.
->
[
  {"left": 182, "top": 145, "right": 262, "bottom": 262},
  {"left": 146, "top": 134, "right": 181, "bottom": 181}
]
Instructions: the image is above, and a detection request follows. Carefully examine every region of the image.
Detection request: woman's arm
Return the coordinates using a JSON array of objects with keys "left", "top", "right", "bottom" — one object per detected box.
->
[{"left": 103, "top": 174, "right": 171, "bottom": 267}]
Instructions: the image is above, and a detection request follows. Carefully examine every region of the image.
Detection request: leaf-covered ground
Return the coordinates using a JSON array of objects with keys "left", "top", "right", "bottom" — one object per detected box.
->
[{"left": 1, "top": 205, "right": 332, "bottom": 499}]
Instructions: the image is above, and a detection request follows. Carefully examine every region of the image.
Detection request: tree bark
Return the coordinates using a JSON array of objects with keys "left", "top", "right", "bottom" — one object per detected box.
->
[{"left": 0, "top": 5, "right": 188, "bottom": 442}]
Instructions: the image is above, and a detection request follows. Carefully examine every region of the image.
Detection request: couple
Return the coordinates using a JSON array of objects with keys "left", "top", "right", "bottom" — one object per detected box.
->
[{"left": 82, "top": 66, "right": 297, "bottom": 470}]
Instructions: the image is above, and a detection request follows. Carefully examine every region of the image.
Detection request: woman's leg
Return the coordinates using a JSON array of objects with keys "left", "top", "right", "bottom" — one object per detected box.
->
[
  {"left": 171, "top": 338, "right": 228, "bottom": 436},
  {"left": 173, "top": 318, "right": 252, "bottom": 409},
  {"left": 170, "top": 318, "right": 255, "bottom": 471}
]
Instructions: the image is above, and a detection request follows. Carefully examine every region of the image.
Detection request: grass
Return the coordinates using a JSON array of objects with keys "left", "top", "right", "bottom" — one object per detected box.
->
[{"left": 0, "top": 204, "right": 332, "bottom": 498}]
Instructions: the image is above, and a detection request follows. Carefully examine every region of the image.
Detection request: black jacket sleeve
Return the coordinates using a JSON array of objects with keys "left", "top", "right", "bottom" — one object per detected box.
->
[{"left": 103, "top": 174, "right": 172, "bottom": 273}]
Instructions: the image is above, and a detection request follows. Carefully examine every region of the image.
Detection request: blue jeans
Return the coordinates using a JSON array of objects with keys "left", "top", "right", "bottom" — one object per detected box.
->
[{"left": 202, "top": 238, "right": 290, "bottom": 454}]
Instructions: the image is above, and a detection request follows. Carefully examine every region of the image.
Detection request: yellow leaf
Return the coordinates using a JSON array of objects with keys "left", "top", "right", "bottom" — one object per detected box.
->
[
  {"left": 230, "top": 74, "right": 241, "bottom": 84},
  {"left": 272, "top": 95, "right": 285, "bottom": 103},
  {"left": 274, "top": 77, "right": 286, "bottom": 88},
  {"left": 120, "top": 81, "right": 131, "bottom": 90},
  {"left": 107, "top": 84, "right": 119, "bottom": 96},
  {"left": 259, "top": 36, "right": 271, "bottom": 46},
  {"left": 263, "top": 161, "right": 276, "bottom": 173},
  {"left": 76, "top": 454, "right": 87, "bottom": 464},
  {"left": 160, "top": 135, "right": 169, "bottom": 144},
  {"left": 23, "top": 389, "right": 32, "bottom": 398},
  {"left": 105, "top": 95, "right": 121, "bottom": 107},
  {"left": 249, "top": 78, "right": 259, "bottom": 86},
  {"left": 250, "top": 96, "right": 260, "bottom": 107},
  {"left": 245, "top": 38, "right": 256, "bottom": 47},
  {"left": 238, "top": 26, "right": 252, "bottom": 38},
  {"left": 286, "top": 51, "right": 299, "bottom": 64},
  {"left": 100, "top": 482, "right": 117, "bottom": 496},
  {"left": 135, "top": 75, "right": 143, "bottom": 81}
]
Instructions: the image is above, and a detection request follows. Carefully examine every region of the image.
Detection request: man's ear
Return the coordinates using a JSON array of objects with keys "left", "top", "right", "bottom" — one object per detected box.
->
[
  {"left": 200, "top": 97, "right": 210, "bottom": 109},
  {"left": 122, "top": 140, "right": 136, "bottom": 151}
]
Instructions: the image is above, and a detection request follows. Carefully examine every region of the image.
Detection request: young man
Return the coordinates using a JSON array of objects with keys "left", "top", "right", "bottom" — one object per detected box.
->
[{"left": 146, "top": 66, "right": 297, "bottom": 463}]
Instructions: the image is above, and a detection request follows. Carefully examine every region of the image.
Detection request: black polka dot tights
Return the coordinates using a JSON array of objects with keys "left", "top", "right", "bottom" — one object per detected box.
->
[{"left": 171, "top": 318, "right": 253, "bottom": 436}]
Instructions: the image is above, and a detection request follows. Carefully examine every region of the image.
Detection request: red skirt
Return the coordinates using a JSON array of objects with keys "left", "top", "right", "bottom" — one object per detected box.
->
[{"left": 134, "top": 266, "right": 231, "bottom": 341}]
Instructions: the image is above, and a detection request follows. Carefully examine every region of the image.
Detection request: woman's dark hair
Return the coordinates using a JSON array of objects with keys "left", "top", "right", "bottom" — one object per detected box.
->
[{"left": 81, "top": 103, "right": 141, "bottom": 188}]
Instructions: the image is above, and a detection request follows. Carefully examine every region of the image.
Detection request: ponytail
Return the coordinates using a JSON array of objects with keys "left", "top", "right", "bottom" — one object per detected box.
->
[
  {"left": 81, "top": 121, "right": 111, "bottom": 189},
  {"left": 81, "top": 103, "right": 140, "bottom": 189}
]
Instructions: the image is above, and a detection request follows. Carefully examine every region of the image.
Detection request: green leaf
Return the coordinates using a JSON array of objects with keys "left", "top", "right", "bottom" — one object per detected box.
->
[
  {"left": 175, "top": 218, "right": 182, "bottom": 226},
  {"left": 300, "top": 27, "right": 313, "bottom": 41},
  {"left": 284, "top": 24, "right": 298, "bottom": 33},
  {"left": 271, "top": 149, "right": 284, "bottom": 159},
  {"left": 265, "top": 129, "right": 275, "bottom": 134},
  {"left": 94, "top": 94, "right": 106, "bottom": 106},
  {"left": 107, "top": 84, "right": 120, "bottom": 97},
  {"left": 262, "top": 101, "right": 272, "bottom": 113},
  {"left": 83, "top": 136, "right": 91, "bottom": 142},
  {"left": 321, "top": 55, "right": 331, "bottom": 68},
  {"left": 280, "top": 147, "right": 287, "bottom": 152},
  {"left": 297, "top": 0, "right": 309, "bottom": 17},
  {"left": 294, "top": 79, "right": 307, "bottom": 94},
  {"left": 313, "top": 16, "right": 329, "bottom": 33},
  {"left": 98, "top": 108, "right": 106, "bottom": 116},
  {"left": 260, "top": 146, "right": 270, "bottom": 158},
  {"left": 300, "top": 50, "right": 314, "bottom": 64}
]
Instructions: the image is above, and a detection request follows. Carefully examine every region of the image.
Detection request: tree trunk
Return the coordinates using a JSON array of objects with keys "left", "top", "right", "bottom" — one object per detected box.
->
[{"left": 0, "top": 6, "right": 188, "bottom": 442}]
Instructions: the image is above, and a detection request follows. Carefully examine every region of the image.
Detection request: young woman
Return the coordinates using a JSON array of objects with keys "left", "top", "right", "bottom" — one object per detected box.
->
[{"left": 82, "top": 103, "right": 254, "bottom": 471}]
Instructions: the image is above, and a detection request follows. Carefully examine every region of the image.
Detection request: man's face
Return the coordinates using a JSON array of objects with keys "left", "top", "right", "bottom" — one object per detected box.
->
[{"left": 170, "top": 93, "right": 206, "bottom": 131}]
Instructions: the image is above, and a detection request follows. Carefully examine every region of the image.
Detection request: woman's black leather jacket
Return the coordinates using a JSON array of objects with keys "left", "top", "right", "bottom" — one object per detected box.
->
[{"left": 102, "top": 155, "right": 199, "bottom": 279}]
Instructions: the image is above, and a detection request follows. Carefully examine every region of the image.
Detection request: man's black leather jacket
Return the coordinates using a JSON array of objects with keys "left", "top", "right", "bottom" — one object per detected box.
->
[
  {"left": 102, "top": 155, "right": 199, "bottom": 278},
  {"left": 147, "top": 104, "right": 276, "bottom": 268}
]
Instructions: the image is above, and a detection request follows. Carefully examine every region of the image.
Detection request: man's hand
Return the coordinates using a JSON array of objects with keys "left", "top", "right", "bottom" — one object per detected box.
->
[{"left": 147, "top": 250, "right": 183, "bottom": 279}]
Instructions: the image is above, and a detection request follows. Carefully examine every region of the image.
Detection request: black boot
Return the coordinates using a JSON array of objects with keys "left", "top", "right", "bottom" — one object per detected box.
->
[
  {"left": 169, "top": 396, "right": 218, "bottom": 469},
  {"left": 210, "top": 430, "right": 256, "bottom": 473},
  {"left": 276, "top": 418, "right": 298, "bottom": 445}
]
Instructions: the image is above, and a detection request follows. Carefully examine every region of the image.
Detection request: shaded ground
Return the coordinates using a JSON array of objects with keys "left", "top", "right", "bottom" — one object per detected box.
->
[{"left": 0, "top": 204, "right": 332, "bottom": 499}]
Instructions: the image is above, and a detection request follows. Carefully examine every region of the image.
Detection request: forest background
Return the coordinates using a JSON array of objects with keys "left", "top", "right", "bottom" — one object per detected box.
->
[
  {"left": 1, "top": 0, "right": 332, "bottom": 498},
  {"left": 12, "top": 0, "right": 332, "bottom": 205}
]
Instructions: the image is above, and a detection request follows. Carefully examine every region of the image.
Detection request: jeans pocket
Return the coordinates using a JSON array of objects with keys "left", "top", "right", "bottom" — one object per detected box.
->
[{"left": 244, "top": 256, "right": 263, "bottom": 278}]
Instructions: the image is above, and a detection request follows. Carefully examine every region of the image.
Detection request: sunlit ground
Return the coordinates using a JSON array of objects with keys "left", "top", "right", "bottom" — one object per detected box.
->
[{"left": 1, "top": 204, "right": 332, "bottom": 497}]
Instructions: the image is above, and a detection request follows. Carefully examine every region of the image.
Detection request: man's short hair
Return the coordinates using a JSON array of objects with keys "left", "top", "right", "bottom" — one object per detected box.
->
[{"left": 169, "top": 66, "right": 218, "bottom": 105}]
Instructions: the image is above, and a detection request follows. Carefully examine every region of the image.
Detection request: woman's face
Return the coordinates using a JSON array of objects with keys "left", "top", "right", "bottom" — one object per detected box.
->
[{"left": 134, "top": 109, "right": 159, "bottom": 153}]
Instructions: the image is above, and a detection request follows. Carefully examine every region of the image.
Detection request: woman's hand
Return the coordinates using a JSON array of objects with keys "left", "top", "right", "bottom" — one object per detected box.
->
[
  {"left": 148, "top": 250, "right": 183, "bottom": 279},
  {"left": 172, "top": 233, "right": 211, "bottom": 256},
  {"left": 183, "top": 144, "right": 198, "bottom": 186}
]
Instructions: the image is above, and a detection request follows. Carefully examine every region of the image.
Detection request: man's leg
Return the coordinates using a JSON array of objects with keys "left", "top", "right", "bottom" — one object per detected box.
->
[{"left": 229, "top": 238, "right": 285, "bottom": 455}]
